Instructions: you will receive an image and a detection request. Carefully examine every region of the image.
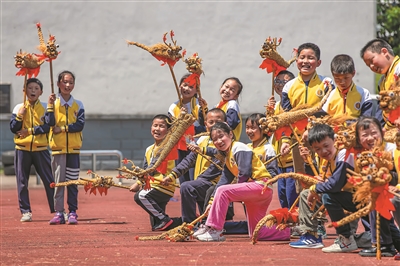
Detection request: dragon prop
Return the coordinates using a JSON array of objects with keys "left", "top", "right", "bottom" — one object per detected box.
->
[
  {"left": 251, "top": 173, "right": 320, "bottom": 244},
  {"left": 377, "top": 79, "right": 400, "bottom": 124},
  {"left": 328, "top": 147, "right": 394, "bottom": 230},
  {"left": 259, "top": 37, "right": 296, "bottom": 96},
  {"left": 14, "top": 49, "right": 44, "bottom": 78},
  {"left": 126, "top": 31, "right": 186, "bottom": 105},
  {"left": 118, "top": 111, "right": 196, "bottom": 177},
  {"left": 259, "top": 81, "right": 333, "bottom": 139},
  {"left": 35, "top": 23, "right": 60, "bottom": 94},
  {"left": 135, "top": 212, "right": 208, "bottom": 242},
  {"left": 50, "top": 171, "right": 130, "bottom": 196},
  {"left": 183, "top": 52, "right": 208, "bottom": 121}
]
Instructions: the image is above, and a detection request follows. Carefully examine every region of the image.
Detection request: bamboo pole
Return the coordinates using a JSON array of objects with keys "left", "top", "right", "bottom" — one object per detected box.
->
[
  {"left": 264, "top": 142, "right": 299, "bottom": 165},
  {"left": 168, "top": 64, "right": 182, "bottom": 106},
  {"left": 23, "top": 72, "right": 28, "bottom": 103},
  {"left": 49, "top": 60, "right": 54, "bottom": 94}
]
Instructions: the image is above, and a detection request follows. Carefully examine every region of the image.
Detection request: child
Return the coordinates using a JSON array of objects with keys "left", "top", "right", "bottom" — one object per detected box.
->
[
  {"left": 192, "top": 122, "right": 290, "bottom": 242},
  {"left": 289, "top": 124, "right": 339, "bottom": 249},
  {"left": 280, "top": 43, "right": 334, "bottom": 174},
  {"left": 267, "top": 70, "right": 298, "bottom": 209},
  {"left": 163, "top": 108, "right": 226, "bottom": 224},
  {"left": 10, "top": 78, "right": 55, "bottom": 222},
  {"left": 48, "top": 70, "right": 85, "bottom": 225},
  {"left": 215, "top": 77, "right": 243, "bottom": 140},
  {"left": 353, "top": 117, "right": 400, "bottom": 257},
  {"left": 130, "top": 114, "right": 177, "bottom": 231},
  {"left": 168, "top": 74, "right": 204, "bottom": 184},
  {"left": 322, "top": 54, "right": 373, "bottom": 118},
  {"left": 360, "top": 38, "right": 400, "bottom": 129}
]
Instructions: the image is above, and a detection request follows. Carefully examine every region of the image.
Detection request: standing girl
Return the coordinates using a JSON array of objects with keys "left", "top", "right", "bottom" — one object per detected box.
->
[
  {"left": 168, "top": 74, "right": 205, "bottom": 184},
  {"left": 215, "top": 77, "right": 243, "bottom": 140},
  {"left": 48, "top": 70, "right": 85, "bottom": 225},
  {"left": 194, "top": 122, "right": 290, "bottom": 241},
  {"left": 10, "top": 78, "right": 55, "bottom": 222}
]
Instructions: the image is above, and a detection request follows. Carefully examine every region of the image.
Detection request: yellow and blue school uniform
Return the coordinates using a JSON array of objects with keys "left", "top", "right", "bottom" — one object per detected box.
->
[
  {"left": 216, "top": 100, "right": 242, "bottom": 140},
  {"left": 48, "top": 94, "right": 85, "bottom": 213},
  {"left": 378, "top": 55, "right": 400, "bottom": 129},
  {"left": 10, "top": 100, "right": 55, "bottom": 214},
  {"left": 281, "top": 72, "right": 334, "bottom": 111},
  {"left": 134, "top": 143, "right": 176, "bottom": 225},
  {"left": 322, "top": 83, "right": 373, "bottom": 118},
  {"left": 247, "top": 137, "right": 278, "bottom": 178}
]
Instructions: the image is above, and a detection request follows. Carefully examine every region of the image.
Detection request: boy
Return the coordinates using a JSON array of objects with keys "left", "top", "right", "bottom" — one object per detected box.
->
[
  {"left": 360, "top": 38, "right": 400, "bottom": 129},
  {"left": 162, "top": 108, "right": 226, "bottom": 224},
  {"left": 10, "top": 78, "right": 55, "bottom": 222},
  {"left": 130, "top": 114, "right": 176, "bottom": 231},
  {"left": 267, "top": 70, "right": 298, "bottom": 209},
  {"left": 289, "top": 123, "right": 358, "bottom": 252},
  {"left": 280, "top": 43, "right": 335, "bottom": 174},
  {"left": 322, "top": 54, "right": 373, "bottom": 119}
]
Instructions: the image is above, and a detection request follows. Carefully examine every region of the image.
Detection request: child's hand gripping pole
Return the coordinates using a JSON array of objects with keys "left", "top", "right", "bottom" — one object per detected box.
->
[
  {"left": 264, "top": 142, "right": 299, "bottom": 166},
  {"left": 187, "top": 142, "right": 223, "bottom": 171}
]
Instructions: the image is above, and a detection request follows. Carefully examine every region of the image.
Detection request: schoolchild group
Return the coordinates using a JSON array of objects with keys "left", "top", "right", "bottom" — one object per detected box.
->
[{"left": 11, "top": 38, "right": 400, "bottom": 259}]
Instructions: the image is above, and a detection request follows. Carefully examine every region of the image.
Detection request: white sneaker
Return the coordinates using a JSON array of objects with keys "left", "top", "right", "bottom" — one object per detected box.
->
[
  {"left": 20, "top": 212, "right": 32, "bottom": 222},
  {"left": 193, "top": 224, "right": 210, "bottom": 237},
  {"left": 196, "top": 228, "right": 226, "bottom": 242},
  {"left": 322, "top": 234, "right": 357, "bottom": 253}
]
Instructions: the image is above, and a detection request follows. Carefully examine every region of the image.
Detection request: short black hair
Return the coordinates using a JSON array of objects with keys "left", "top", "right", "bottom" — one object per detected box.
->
[
  {"left": 210, "top": 122, "right": 233, "bottom": 140},
  {"left": 207, "top": 108, "right": 227, "bottom": 122},
  {"left": 276, "top": 70, "right": 295, "bottom": 80},
  {"left": 152, "top": 114, "right": 172, "bottom": 128},
  {"left": 308, "top": 123, "right": 335, "bottom": 146},
  {"left": 330, "top": 54, "right": 355, "bottom": 74},
  {"left": 26, "top": 78, "right": 43, "bottom": 91},
  {"left": 297, "top": 43, "right": 321, "bottom": 60},
  {"left": 360, "top": 38, "right": 394, "bottom": 58}
]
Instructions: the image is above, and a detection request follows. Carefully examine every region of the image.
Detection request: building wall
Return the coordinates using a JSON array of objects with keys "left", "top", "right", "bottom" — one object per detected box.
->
[{"left": 1, "top": 1, "right": 376, "bottom": 165}]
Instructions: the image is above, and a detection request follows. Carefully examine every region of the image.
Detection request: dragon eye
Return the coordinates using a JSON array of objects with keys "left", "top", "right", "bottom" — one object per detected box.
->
[
  {"left": 369, "top": 164, "right": 375, "bottom": 168},
  {"left": 376, "top": 95, "right": 381, "bottom": 100},
  {"left": 366, "top": 175, "right": 372, "bottom": 180},
  {"left": 56, "top": 44, "right": 59, "bottom": 48},
  {"left": 357, "top": 153, "right": 361, "bottom": 158},
  {"left": 367, "top": 153, "right": 373, "bottom": 157},
  {"left": 343, "top": 132, "right": 348, "bottom": 136},
  {"left": 389, "top": 92, "right": 395, "bottom": 97}
]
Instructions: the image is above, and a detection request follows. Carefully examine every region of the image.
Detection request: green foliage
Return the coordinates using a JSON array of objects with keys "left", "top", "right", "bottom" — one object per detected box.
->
[{"left": 377, "top": 0, "right": 400, "bottom": 55}]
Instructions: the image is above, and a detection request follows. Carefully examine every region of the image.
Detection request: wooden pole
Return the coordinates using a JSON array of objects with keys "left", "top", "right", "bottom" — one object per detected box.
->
[
  {"left": 196, "top": 79, "right": 208, "bottom": 125},
  {"left": 376, "top": 211, "right": 381, "bottom": 260},
  {"left": 23, "top": 72, "right": 28, "bottom": 103},
  {"left": 49, "top": 60, "right": 54, "bottom": 94},
  {"left": 264, "top": 142, "right": 299, "bottom": 165},
  {"left": 271, "top": 68, "right": 275, "bottom": 97},
  {"left": 168, "top": 64, "right": 182, "bottom": 106}
]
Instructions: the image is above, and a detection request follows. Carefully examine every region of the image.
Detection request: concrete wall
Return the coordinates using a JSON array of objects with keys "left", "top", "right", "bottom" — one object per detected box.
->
[{"left": 0, "top": 1, "right": 376, "bottom": 165}]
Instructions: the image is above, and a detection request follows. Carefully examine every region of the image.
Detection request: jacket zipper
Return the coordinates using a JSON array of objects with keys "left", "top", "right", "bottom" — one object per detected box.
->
[
  {"left": 66, "top": 105, "right": 69, "bottom": 153},
  {"left": 30, "top": 105, "right": 34, "bottom": 151}
]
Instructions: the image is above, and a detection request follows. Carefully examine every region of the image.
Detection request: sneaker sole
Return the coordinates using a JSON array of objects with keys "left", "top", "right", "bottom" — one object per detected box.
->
[
  {"left": 290, "top": 244, "right": 324, "bottom": 249},
  {"left": 155, "top": 219, "right": 173, "bottom": 231},
  {"left": 359, "top": 252, "right": 396, "bottom": 257},
  {"left": 197, "top": 237, "right": 226, "bottom": 242},
  {"left": 49, "top": 221, "right": 66, "bottom": 225},
  {"left": 20, "top": 219, "right": 32, "bottom": 222},
  {"left": 322, "top": 248, "right": 357, "bottom": 253}
]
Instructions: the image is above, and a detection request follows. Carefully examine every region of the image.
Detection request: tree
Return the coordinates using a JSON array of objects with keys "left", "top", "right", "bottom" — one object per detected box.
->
[{"left": 377, "top": 0, "right": 400, "bottom": 55}]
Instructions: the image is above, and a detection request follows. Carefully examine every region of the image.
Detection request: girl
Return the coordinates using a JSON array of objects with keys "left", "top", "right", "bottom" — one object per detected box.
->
[
  {"left": 245, "top": 113, "right": 278, "bottom": 178},
  {"left": 10, "top": 78, "right": 55, "bottom": 222},
  {"left": 193, "top": 122, "right": 290, "bottom": 242},
  {"left": 168, "top": 74, "right": 205, "bottom": 184},
  {"left": 130, "top": 114, "right": 177, "bottom": 231},
  {"left": 353, "top": 117, "right": 400, "bottom": 257},
  {"left": 48, "top": 70, "right": 85, "bottom": 225},
  {"left": 215, "top": 77, "right": 243, "bottom": 140}
]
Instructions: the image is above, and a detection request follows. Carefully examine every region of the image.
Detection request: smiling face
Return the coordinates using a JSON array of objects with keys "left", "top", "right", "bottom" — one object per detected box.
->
[
  {"left": 151, "top": 118, "right": 169, "bottom": 144},
  {"left": 57, "top": 73, "right": 75, "bottom": 101},
  {"left": 362, "top": 49, "right": 391, "bottom": 74},
  {"left": 211, "top": 128, "right": 233, "bottom": 151},
  {"left": 332, "top": 72, "right": 355, "bottom": 92},
  {"left": 179, "top": 82, "right": 197, "bottom": 103},
  {"left": 25, "top": 82, "right": 43, "bottom": 104},
  {"left": 245, "top": 119, "right": 262, "bottom": 145},
  {"left": 296, "top": 48, "right": 321, "bottom": 81},
  {"left": 219, "top": 79, "right": 240, "bottom": 101},
  {"left": 311, "top": 136, "right": 336, "bottom": 161},
  {"left": 358, "top": 123, "right": 382, "bottom": 150}
]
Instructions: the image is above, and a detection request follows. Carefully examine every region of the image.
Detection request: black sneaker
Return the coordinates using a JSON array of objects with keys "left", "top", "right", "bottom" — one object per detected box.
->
[{"left": 153, "top": 217, "right": 173, "bottom": 231}]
